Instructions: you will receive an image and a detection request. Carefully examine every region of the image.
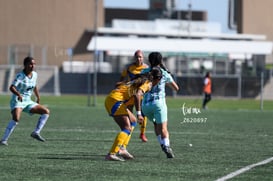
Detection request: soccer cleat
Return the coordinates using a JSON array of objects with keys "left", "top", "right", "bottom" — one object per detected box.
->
[
  {"left": 118, "top": 148, "right": 134, "bottom": 159},
  {"left": 161, "top": 145, "right": 175, "bottom": 158},
  {"left": 105, "top": 153, "right": 125, "bottom": 161},
  {"left": 0, "top": 140, "right": 8, "bottom": 146},
  {"left": 139, "top": 133, "right": 148, "bottom": 142},
  {"left": 31, "top": 132, "right": 45, "bottom": 142}
]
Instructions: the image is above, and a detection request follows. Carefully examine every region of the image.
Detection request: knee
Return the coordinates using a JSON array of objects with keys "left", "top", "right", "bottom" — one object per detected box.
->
[
  {"left": 44, "top": 108, "right": 50, "bottom": 115},
  {"left": 122, "top": 128, "right": 131, "bottom": 135}
]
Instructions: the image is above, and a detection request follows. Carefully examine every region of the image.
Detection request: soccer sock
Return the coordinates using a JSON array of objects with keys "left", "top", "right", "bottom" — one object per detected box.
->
[
  {"left": 34, "top": 114, "right": 49, "bottom": 134},
  {"left": 122, "top": 122, "right": 136, "bottom": 149},
  {"left": 139, "top": 116, "right": 147, "bottom": 135},
  {"left": 162, "top": 137, "right": 170, "bottom": 147},
  {"left": 109, "top": 129, "right": 130, "bottom": 154},
  {"left": 1, "top": 120, "right": 18, "bottom": 141}
]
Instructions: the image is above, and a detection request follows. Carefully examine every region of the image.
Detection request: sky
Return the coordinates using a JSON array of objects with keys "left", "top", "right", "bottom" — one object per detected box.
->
[{"left": 104, "top": 0, "right": 236, "bottom": 34}]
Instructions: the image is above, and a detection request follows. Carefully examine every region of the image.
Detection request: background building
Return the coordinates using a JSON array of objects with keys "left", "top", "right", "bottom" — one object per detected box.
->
[
  {"left": 0, "top": 0, "right": 273, "bottom": 98},
  {"left": 0, "top": 0, "right": 104, "bottom": 66}
]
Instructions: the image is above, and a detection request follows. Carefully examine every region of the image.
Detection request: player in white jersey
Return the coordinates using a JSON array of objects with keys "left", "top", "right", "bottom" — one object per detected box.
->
[
  {"left": 0, "top": 56, "right": 50, "bottom": 146},
  {"left": 141, "top": 52, "right": 179, "bottom": 158}
]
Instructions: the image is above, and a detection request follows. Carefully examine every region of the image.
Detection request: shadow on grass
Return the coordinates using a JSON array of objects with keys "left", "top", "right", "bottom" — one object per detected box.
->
[
  {"left": 38, "top": 153, "right": 105, "bottom": 161},
  {"left": 45, "top": 138, "right": 113, "bottom": 142}
]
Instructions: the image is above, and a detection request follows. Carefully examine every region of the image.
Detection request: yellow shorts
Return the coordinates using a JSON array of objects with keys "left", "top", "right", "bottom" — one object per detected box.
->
[
  {"left": 105, "top": 96, "right": 128, "bottom": 116},
  {"left": 125, "top": 97, "right": 134, "bottom": 107}
]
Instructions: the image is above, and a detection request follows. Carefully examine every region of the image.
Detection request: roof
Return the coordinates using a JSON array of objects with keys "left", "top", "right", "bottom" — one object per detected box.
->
[{"left": 87, "top": 36, "right": 273, "bottom": 55}]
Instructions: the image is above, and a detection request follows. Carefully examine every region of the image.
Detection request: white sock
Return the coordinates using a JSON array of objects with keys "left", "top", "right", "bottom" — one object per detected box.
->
[
  {"left": 1, "top": 120, "right": 18, "bottom": 141},
  {"left": 34, "top": 114, "right": 49, "bottom": 134},
  {"left": 162, "top": 137, "right": 170, "bottom": 147}
]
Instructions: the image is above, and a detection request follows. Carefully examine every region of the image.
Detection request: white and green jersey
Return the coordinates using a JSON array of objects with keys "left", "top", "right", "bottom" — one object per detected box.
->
[
  {"left": 142, "top": 68, "right": 174, "bottom": 105},
  {"left": 11, "top": 71, "right": 38, "bottom": 101}
]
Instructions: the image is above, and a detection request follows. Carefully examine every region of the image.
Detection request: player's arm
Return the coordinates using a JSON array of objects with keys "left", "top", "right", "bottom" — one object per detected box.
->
[
  {"left": 9, "top": 85, "right": 23, "bottom": 102},
  {"left": 120, "top": 67, "right": 128, "bottom": 81},
  {"left": 134, "top": 88, "right": 144, "bottom": 123},
  {"left": 165, "top": 72, "right": 179, "bottom": 92},
  {"left": 204, "top": 78, "right": 209, "bottom": 85},
  {"left": 33, "top": 86, "right": 40, "bottom": 103},
  {"left": 166, "top": 81, "right": 179, "bottom": 92}
]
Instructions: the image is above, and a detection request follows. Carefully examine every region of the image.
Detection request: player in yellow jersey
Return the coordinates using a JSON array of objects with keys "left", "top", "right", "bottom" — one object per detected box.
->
[
  {"left": 120, "top": 50, "right": 149, "bottom": 142},
  {"left": 105, "top": 67, "right": 163, "bottom": 161}
]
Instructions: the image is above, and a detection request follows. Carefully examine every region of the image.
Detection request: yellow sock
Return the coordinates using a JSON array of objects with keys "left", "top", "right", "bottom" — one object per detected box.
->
[
  {"left": 140, "top": 116, "right": 147, "bottom": 134},
  {"left": 109, "top": 131, "right": 129, "bottom": 154},
  {"left": 122, "top": 125, "right": 135, "bottom": 149}
]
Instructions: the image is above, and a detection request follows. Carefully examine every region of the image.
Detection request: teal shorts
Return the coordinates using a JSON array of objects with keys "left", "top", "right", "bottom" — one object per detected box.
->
[
  {"left": 10, "top": 98, "right": 38, "bottom": 114},
  {"left": 142, "top": 100, "right": 168, "bottom": 124}
]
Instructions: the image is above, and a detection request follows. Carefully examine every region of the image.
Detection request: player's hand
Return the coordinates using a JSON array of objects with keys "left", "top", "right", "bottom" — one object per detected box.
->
[
  {"left": 17, "top": 95, "right": 23, "bottom": 102},
  {"left": 137, "top": 115, "right": 144, "bottom": 124}
]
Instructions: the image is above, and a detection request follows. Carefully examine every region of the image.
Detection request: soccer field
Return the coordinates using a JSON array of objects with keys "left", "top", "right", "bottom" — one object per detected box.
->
[{"left": 0, "top": 95, "right": 272, "bottom": 181}]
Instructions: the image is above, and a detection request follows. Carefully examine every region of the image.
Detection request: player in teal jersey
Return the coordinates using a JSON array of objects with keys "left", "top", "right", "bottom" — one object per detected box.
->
[
  {"left": 141, "top": 52, "right": 179, "bottom": 158},
  {"left": 0, "top": 57, "right": 50, "bottom": 146}
]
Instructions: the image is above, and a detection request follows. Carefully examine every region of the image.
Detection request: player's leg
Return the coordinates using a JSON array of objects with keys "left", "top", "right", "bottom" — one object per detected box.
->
[
  {"left": 124, "top": 105, "right": 136, "bottom": 147},
  {"left": 155, "top": 103, "right": 174, "bottom": 158},
  {"left": 139, "top": 115, "right": 148, "bottom": 142},
  {"left": 119, "top": 109, "right": 136, "bottom": 159},
  {"left": 207, "top": 94, "right": 211, "bottom": 103},
  {"left": 29, "top": 104, "right": 50, "bottom": 142},
  {"left": 156, "top": 122, "right": 174, "bottom": 158},
  {"left": 106, "top": 115, "right": 131, "bottom": 161},
  {"left": 202, "top": 93, "right": 210, "bottom": 109},
  {"left": 0, "top": 108, "right": 22, "bottom": 145}
]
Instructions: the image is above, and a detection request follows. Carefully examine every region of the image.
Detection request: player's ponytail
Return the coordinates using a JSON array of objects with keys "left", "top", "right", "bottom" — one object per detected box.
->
[
  {"left": 148, "top": 52, "right": 171, "bottom": 74},
  {"left": 159, "top": 63, "right": 170, "bottom": 74}
]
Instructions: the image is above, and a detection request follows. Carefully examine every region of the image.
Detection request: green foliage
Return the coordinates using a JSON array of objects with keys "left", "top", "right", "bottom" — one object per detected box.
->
[{"left": 0, "top": 95, "right": 272, "bottom": 180}]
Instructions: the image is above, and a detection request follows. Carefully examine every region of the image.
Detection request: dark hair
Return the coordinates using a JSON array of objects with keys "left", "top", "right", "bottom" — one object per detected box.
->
[
  {"left": 130, "top": 67, "right": 162, "bottom": 90},
  {"left": 150, "top": 66, "right": 162, "bottom": 80},
  {"left": 148, "top": 52, "right": 162, "bottom": 67},
  {"left": 23, "top": 56, "right": 34, "bottom": 66},
  {"left": 148, "top": 52, "right": 170, "bottom": 73}
]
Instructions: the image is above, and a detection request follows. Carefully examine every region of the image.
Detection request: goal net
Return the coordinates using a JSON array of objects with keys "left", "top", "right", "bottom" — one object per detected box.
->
[{"left": 0, "top": 65, "right": 60, "bottom": 96}]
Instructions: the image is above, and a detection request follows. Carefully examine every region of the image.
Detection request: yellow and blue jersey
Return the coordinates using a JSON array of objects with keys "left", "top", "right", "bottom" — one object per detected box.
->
[
  {"left": 105, "top": 80, "right": 152, "bottom": 116},
  {"left": 121, "top": 63, "right": 149, "bottom": 81}
]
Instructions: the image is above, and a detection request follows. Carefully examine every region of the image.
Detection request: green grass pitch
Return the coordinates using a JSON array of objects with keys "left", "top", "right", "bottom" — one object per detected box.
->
[{"left": 0, "top": 95, "right": 272, "bottom": 181}]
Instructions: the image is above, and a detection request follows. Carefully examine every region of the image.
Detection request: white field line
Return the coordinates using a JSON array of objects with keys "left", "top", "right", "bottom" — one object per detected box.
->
[{"left": 215, "top": 156, "right": 273, "bottom": 181}]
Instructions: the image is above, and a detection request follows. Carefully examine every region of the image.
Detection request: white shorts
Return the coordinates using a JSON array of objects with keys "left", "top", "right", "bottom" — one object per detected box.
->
[{"left": 10, "top": 98, "right": 38, "bottom": 114}]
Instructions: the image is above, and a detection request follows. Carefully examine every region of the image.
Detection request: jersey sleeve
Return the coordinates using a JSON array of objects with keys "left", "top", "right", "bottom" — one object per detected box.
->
[
  {"left": 163, "top": 70, "right": 174, "bottom": 83},
  {"left": 121, "top": 68, "right": 128, "bottom": 78},
  {"left": 12, "top": 72, "right": 24, "bottom": 87},
  {"left": 141, "top": 68, "right": 151, "bottom": 74},
  {"left": 204, "top": 78, "right": 209, "bottom": 85}
]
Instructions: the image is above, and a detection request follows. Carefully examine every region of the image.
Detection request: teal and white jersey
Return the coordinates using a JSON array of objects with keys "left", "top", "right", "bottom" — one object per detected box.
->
[
  {"left": 142, "top": 68, "right": 174, "bottom": 105},
  {"left": 11, "top": 71, "right": 38, "bottom": 101}
]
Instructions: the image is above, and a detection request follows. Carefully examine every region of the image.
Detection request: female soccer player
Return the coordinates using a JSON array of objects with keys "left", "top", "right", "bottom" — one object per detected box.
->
[
  {"left": 105, "top": 67, "right": 162, "bottom": 161},
  {"left": 202, "top": 72, "right": 212, "bottom": 109},
  {"left": 141, "top": 52, "right": 179, "bottom": 158},
  {"left": 0, "top": 56, "right": 50, "bottom": 146},
  {"left": 120, "top": 50, "right": 149, "bottom": 142}
]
